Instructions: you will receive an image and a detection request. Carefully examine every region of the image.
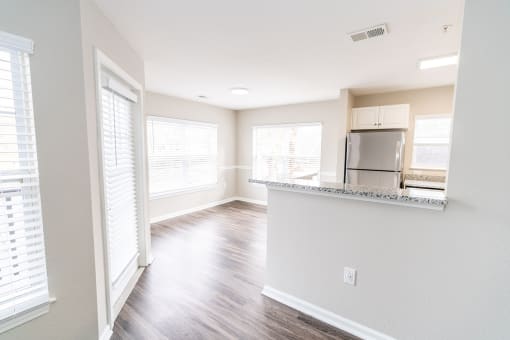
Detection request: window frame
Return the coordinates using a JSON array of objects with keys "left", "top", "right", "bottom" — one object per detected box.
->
[
  {"left": 0, "top": 31, "right": 55, "bottom": 334},
  {"left": 410, "top": 114, "right": 453, "bottom": 171},
  {"left": 251, "top": 122, "right": 323, "bottom": 180},
  {"left": 94, "top": 49, "right": 151, "bottom": 329},
  {"left": 146, "top": 115, "right": 219, "bottom": 199}
]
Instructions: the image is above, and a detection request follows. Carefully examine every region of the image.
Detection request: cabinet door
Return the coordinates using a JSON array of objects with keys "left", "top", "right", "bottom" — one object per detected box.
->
[
  {"left": 379, "top": 104, "right": 410, "bottom": 129},
  {"left": 351, "top": 107, "right": 380, "bottom": 130}
]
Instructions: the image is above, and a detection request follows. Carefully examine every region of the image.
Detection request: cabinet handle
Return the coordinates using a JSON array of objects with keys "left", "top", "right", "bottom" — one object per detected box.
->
[{"left": 373, "top": 122, "right": 378, "bottom": 126}]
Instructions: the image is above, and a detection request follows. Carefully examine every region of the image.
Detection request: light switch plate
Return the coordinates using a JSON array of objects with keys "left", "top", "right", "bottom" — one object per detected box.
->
[{"left": 344, "top": 267, "right": 357, "bottom": 286}]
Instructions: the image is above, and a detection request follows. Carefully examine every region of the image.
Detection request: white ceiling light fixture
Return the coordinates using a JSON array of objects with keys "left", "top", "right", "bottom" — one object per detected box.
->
[
  {"left": 231, "top": 87, "right": 249, "bottom": 95},
  {"left": 419, "top": 54, "right": 458, "bottom": 70}
]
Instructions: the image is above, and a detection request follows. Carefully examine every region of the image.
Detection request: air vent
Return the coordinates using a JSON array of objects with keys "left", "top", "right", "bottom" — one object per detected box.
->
[{"left": 349, "top": 24, "right": 388, "bottom": 42}]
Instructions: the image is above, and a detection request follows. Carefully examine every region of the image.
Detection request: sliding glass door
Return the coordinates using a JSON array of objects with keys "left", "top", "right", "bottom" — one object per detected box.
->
[{"left": 100, "top": 73, "right": 139, "bottom": 305}]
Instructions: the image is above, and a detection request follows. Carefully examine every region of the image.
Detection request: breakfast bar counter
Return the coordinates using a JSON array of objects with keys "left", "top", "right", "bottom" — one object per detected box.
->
[{"left": 249, "top": 176, "right": 447, "bottom": 210}]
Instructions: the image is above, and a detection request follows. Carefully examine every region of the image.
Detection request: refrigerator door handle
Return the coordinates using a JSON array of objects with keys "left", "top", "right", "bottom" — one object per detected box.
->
[
  {"left": 346, "top": 136, "right": 352, "bottom": 169},
  {"left": 395, "top": 140, "right": 401, "bottom": 170}
]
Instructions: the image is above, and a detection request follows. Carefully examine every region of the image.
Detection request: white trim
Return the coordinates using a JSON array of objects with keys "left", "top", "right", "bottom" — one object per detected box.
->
[
  {"left": 231, "top": 196, "right": 267, "bottom": 206},
  {"left": 111, "top": 254, "right": 139, "bottom": 303},
  {"left": 112, "top": 267, "right": 144, "bottom": 320},
  {"left": 101, "top": 75, "right": 138, "bottom": 103},
  {"left": 150, "top": 197, "right": 236, "bottom": 223},
  {"left": 0, "top": 30, "right": 34, "bottom": 54},
  {"left": 150, "top": 183, "right": 218, "bottom": 200},
  {"left": 262, "top": 286, "right": 396, "bottom": 340},
  {"left": 0, "top": 298, "right": 56, "bottom": 334},
  {"left": 94, "top": 48, "right": 150, "bottom": 332},
  {"left": 150, "top": 196, "right": 267, "bottom": 224},
  {"left": 99, "top": 326, "right": 113, "bottom": 340}
]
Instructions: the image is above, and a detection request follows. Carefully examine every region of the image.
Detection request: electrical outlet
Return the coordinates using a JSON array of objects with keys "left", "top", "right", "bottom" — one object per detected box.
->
[{"left": 343, "top": 267, "right": 357, "bottom": 286}]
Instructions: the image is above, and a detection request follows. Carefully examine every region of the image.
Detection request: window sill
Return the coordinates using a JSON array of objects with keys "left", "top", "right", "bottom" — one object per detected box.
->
[
  {"left": 150, "top": 183, "right": 218, "bottom": 200},
  {"left": 0, "top": 297, "right": 56, "bottom": 335}
]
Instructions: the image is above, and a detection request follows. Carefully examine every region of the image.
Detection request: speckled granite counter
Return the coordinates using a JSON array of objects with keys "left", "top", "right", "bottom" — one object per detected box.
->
[{"left": 249, "top": 177, "right": 447, "bottom": 210}]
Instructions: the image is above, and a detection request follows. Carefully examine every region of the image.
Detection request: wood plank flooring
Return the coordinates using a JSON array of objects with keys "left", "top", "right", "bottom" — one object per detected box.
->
[{"left": 112, "top": 201, "right": 359, "bottom": 340}]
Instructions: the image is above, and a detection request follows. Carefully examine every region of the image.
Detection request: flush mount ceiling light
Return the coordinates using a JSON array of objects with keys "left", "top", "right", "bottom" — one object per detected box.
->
[
  {"left": 231, "top": 87, "right": 249, "bottom": 95},
  {"left": 419, "top": 54, "right": 458, "bottom": 70}
]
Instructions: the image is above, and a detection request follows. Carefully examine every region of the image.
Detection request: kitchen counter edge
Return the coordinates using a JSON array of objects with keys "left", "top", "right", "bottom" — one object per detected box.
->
[{"left": 249, "top": 178, "right": 447, "bottom": 211}]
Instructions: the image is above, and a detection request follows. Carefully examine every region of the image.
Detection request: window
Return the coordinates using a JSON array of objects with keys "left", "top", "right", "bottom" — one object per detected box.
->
[
  {"left": 146, "top": 117, "right": 218, "bottom": 197},
  {"left": 0, "top": 32, "right": 49, "bottom": 324},
  {"left": 411, "top": 115, "right": 452, "bottom": 170},
  {"left": 252, "top": 123, "right": 322, "bottom": 179}
]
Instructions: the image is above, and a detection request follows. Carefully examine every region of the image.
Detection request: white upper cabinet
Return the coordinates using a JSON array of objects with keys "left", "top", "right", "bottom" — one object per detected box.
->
[
  {"left": 351, "top": 104, "right": 410, "bottom": 130},
  {"left": 378, "top": 104, "right": 410, "bottom": 129},
  {"left": 351, "top": 106, "right": 380, "bottom": 130}
]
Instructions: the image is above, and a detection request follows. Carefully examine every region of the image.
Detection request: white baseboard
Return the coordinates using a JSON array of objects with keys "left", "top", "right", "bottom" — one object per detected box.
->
[
  {"left": 231, "top": 196, "right": 267, "bottom": 206},
  {"left": 99, "top": 326, "right": 113, "bottom": 340},
  {"left": 150, "top": 197, "right": 236, "bottom": 223},
  {"left": 262, "top": 286, "right": 395, "bottom": 340},
  {"left": 150, "top": 196, "right": 267, "bottom": 223}
]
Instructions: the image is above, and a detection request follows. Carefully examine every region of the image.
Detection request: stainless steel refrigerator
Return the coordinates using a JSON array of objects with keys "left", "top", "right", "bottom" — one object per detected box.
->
[{"left": 345, "top": 131, "right": 405, "bottom": 188}]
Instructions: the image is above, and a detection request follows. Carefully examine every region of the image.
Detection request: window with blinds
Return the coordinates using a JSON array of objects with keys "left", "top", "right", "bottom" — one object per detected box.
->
[
  {"left": 146, "top": 117, "right": 218, "bottom": 197},
  {"left": 100, "top": 73, "right": 139, "bottom": 302},
  {"left": 411, "top": 115, "right": 452, "bottom": 170},
  {"left": 0, "top": 32, "right": 49, "bottom": 322},
  {"left": 252, "top": 123, "right": 322, "bottom": 179}
]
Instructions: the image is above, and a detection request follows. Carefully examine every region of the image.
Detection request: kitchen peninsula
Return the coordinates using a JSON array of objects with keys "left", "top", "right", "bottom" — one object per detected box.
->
[
  {"left": 252, "top": 175, "right": 449, "bottom": 339},
  {"left": 250, "top": 176, "right": 447, "bottom": 210}
]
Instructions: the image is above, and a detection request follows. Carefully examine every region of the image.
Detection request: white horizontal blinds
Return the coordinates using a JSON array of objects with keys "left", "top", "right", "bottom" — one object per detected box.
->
[
  {"left": 0, "top": 32, "right": 49, "bottom": 321},
  {"left": 100, "top": 74, "right": 139, "bottom": 289},
  {"left": 253, "top": 123, "right": 322, "bottom": 179},
  {"left": 146, "top": 117, "right": 218, "bottom": 196},
  {"left": 412, "top": 116, "right": 452, "bottom": 170}
]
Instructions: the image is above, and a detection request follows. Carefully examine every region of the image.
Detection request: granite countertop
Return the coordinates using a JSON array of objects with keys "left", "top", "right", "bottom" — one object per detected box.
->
[{"left": 249, "top": 176, "right": 447, "bottom": 210}]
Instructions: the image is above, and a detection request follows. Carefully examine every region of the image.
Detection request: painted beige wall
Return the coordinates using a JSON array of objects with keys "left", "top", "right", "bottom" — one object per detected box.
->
[
  {"left": 236, "top": 99, "right": 346, "bottom": 201},
  {"left": 145, "top": 92, "right": 237, "bottom": 220},
  {"left": 354, "top": 86, "right": 455, "bottom": 175},
  {"left": 265, "top": 0, "right": 510, "bottom": 339},
  {"left": 79, "top": 0, "right": 146, "bottom": 336},
  {"left": 0, "top": 1, "right": 100, "bottom": 339}
]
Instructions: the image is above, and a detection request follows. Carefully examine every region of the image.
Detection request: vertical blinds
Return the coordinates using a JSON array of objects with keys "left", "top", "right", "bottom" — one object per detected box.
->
[
  {"left": 252, "top": 123, "right": 322, "bottom": 179},
  {"left": 146, "top": 117, "right": 218, "bottom": 196},
  {"left": 0, "top": 32, "right": 49, "bottom": 321},
  {"left": 100, "top": 76, "right": 139, "bottom": 295}
]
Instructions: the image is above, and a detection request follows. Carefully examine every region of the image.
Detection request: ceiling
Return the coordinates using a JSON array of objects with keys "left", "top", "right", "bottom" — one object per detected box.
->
[{"left": 94, "top": 0, "right": 464, "bottom": 110}]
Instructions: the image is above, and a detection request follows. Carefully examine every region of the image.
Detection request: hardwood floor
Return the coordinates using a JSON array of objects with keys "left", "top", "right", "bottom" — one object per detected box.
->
[{"left": 112, "top": 201, "right": 359, "bottom": 340}]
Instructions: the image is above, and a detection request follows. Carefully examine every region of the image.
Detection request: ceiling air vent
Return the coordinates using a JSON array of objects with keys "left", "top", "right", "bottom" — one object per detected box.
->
[{"left": 349, "top": 24, "right": 388, "bottom": 42}]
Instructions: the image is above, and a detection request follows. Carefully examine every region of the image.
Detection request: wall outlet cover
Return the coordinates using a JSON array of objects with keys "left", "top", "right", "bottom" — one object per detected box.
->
[{"left": 343, "top": 267, "right": 357, "bottom": 286}]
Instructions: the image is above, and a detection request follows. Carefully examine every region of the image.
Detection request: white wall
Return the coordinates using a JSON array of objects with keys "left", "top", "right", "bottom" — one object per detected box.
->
[
  {"left": 0, "top": 1, "right": 99, "bottom": 339},
  {"left": 145, "top": 92, "right": 237, "bottom": 221},
  {"left": 79, "top": 0, "right": 146, "bottom": 336},
  {"left": 0, "top": 1, "right": 146, "bottom": 339},
  {"left": 237, "top": 98, "right": 346, "bottom": 201},
  {"left": 264, "top": 0, "right": 510, "bottom": 339}
]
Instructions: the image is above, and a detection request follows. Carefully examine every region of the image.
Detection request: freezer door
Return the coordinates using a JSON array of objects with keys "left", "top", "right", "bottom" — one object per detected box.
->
[
  {"left": 346, "top": 169, "right": 402, "bottom": 189},
  {"left": 346, "top": 131, "right": 405, "bottom": 171}
]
